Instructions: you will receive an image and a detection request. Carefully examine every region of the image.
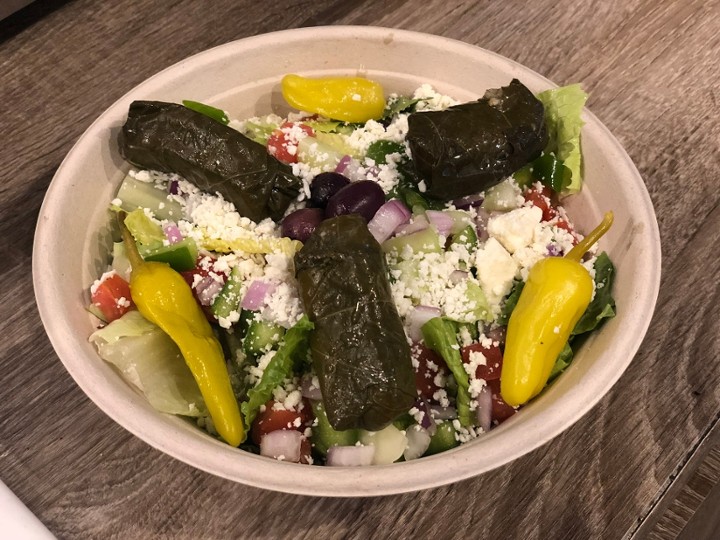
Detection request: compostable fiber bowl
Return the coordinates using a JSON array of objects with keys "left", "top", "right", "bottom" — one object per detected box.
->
[{"left": 33, "top": 26, "right": 661, "bottom": 496}]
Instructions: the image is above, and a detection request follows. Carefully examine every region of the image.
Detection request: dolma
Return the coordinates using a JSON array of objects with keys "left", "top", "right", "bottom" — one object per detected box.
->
[
  {"left": 406, "top": 79, "right": 548, "bottom": 201},
  {"left": 294, "top": 215, "right": 416, "bottom": 431},
  {"left": 118, "top": 101, "right": 302, "bottom": 223}
]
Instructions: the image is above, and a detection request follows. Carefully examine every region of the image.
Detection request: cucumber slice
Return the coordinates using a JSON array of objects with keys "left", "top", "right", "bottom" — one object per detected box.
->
[
  {"left": 243, "top": 320, "right": 285, "bottom": 357},
  {"left": 211, "top": 266, "right": 243, "bottom": 319},
  {"left": 116, "top": 174, "right": 183, "bottom": 221},
  {"left": 310, "top": 401, "right": 359, "bottom": 456},
  {"left": 139, "top": 238, "right": 198, "bottom": 272},
  {"left": 382, "top": 226, "right": 443, "bottom": 257}
]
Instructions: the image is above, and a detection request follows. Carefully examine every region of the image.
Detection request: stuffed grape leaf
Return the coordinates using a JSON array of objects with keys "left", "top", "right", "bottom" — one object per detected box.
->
[
  {"left": 406, "top": 79, "right": 548, "bottom": 201},
  {"left": 294, "top": 215, "right": 416, "bottom": 431},
  {"left": 118, "top": 101, "right": 302, "bottom": 223}
]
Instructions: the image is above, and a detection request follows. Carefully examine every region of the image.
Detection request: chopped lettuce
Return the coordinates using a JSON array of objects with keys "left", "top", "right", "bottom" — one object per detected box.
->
[
  {"left": 572, "top": 252, "right": 616, "bottom": 335},
  {"left": 548, "top": 342, "right": 573, "bottom": 381},
  {"left": 240, "top": 316, "right": 314, "bottom": 432},
  {"left": 381, "top": 96, "right": 424, "bottom": 121},
  {"left": 537, "top": 84, "right": 588, "bottom": 193},
  {"left": 497, "top": 280, "right": 525, "bottom": 326},
  {"left": 90, "top": 311, "right": 207, "bottom": 417},
  {"left": 421, "top": 317, "right": 472, "bottom": 427},
  {"left": 240, "top": 115, "right": 282, "bottom": 145},
  {"left": 124, "top": 208, "right": 164, "bottom": 246}
]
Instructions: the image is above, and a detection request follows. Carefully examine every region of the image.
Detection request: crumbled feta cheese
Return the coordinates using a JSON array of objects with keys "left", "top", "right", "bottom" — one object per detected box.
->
[
  {"left": 475, "top": 238, "right": 519, "bottom": 311},
  {"left": 487, "top": 206, "right": 543, "bottom": 254}
]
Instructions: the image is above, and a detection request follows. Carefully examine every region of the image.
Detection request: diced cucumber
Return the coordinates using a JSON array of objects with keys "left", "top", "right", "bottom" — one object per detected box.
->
[
  {"left": 392, "top": 413, "right": 414, "bottom": 431},
  {"left": 211, "top": 266, "right": 243, "bottom": 319},
  {"left": 139, "top": 238, "right": 198, "bottom": 272},
  {"left": 464, "top": 281, "right": 493, "bottom": 323},
  {"left": 116, "top": 174, "right": 183, "bottom": 221},
  {"left": 310, "top": 401, "right": 359, "bottom": 456},
  {"left": 314, "top": 131, "right": 361, "bottom": 158},
  {"left": 382, "top": 226, "right": 443, "bottom": 257},
  {"left": 513, "top": 163, "right": 534, "bottom": 189},
  {"left": 243, "top": 320, "right": 285, "bottom": 357},
  {"left": 450, "top": 224, "right": 478, "bottom": 250},
  {"left": 481, "top": 178, "right": 522, "bottom": 212},
  {"left": 297, "top": 136, "right": 343, "bottom": 170},
  {"left": 425, "top": 421, "right": 459, "bottom": 456},
  {"left": 445, "top": 210, "right": 474, "bottom": 235}
]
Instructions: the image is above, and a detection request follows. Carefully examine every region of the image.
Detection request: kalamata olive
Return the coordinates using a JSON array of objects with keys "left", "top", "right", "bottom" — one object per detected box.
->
[
  {"left": 309, "top": 172, "right": 350, "bottom": 208},
  {"left": 281, "top": 208, "right": 324, "bottom": 242},
  {"left": 325, "top": 180, "right": 386, "bottom": 223}
]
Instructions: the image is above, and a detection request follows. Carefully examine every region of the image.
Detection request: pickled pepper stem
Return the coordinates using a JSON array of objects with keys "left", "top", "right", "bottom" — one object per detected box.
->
[
  {"left": 566, "top": 211, "right": 614, "bottom": 262},
  {"left": 118, "top": 211, "right": 145, "bottom": 270}
]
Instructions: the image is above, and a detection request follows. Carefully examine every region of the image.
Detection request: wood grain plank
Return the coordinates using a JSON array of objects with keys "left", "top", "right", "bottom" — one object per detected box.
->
[{"left": 2, "top": 0, "right": 720, "bottom": 538}]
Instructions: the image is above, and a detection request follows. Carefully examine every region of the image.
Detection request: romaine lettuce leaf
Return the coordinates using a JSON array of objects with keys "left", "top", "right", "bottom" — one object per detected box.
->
[
  {"left": 240, "top": 316, "right": 314, "bottom": 432},
  {"left": 90, "top": 311, "right": 207, "bottom": 417},
  {"left": 421, "top": 317, "right": 472, "bottom": 427},
  {"left": 536, "top": 84, "right": 588, "bottom": 194}
]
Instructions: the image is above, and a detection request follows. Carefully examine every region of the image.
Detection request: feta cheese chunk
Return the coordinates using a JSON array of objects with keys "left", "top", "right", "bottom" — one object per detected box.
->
[
  {"left": 475, "top": 237, "right": 519, "bottom": 309},
  {"left": 487, "top": 206, "right": 543, "bottom": 254}
]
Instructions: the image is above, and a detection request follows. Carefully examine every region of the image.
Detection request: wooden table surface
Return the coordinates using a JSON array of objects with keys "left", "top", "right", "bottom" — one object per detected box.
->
[{"left": 2, "top": 0, "right": 719, "bottom": 538}]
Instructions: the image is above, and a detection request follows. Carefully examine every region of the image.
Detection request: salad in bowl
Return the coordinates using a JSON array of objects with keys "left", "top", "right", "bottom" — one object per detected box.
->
[
  {"left": 34, "top": 26, "right": 659, "bottom": 495},
  {"left": 86, "top": 72, "right": 616, "bottom": 466}
]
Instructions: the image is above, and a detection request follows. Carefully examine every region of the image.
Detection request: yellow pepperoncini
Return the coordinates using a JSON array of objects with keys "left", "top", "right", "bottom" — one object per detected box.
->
[
  {"left": 281, "top": 74, "right": 385, "bottom": 123},
  {"left": 500, "top": 212, "right": 614, "bottom": 407},
  {"left": 119, "top": 213, "right": 245, "bottom": 446}
]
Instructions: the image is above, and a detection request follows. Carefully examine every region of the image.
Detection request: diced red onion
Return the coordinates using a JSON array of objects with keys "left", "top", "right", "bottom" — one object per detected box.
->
[
  {"left": 403, "top": 425, "right": 432, "bottom": 461},
  {"left": 414, "top": 398, "right": 437, "bottom": 436},
  {"left": 405, "top": 305, "right": 441, "bottom": 342},
  {"left": 395, "top": 214, "right": 429, "bottom": 237},
  {"left": 452, "top": 193, "right": 484, "bottom": 210},
  {"left": 260, "top": 430, "right": 303, "bottom": 462},
  {"left": 426, "top": 210, "right": 454, "bottom": 237},
  {"left": 547, "top": 243, "right": 563, "bottom": 257},
  {"left": 429, "top": 404, "right": 457, "bottom": 420},
  {"left": 367, "top": 199, "right": 411, "bottom": 243},
  {"left": 241, "top": 280, "right": 277, "bottom": 311},
  {"left": 195, "top": 276, "right": 224, "bottom": 306},
  {"left": 163, "top": 223, "right": 183, "bottom": 244},
  {"left": 168, "top": 179, "right": 179, "bottom": 195},
  {"left": 300, "top": 373, "right": 322, "bottom": 401},
  {"left": 449, "top": 270, "right": 469, "bottom": 285},
  {"left": 364, "top": 165, "right": 380, "bottom": 179},
  {"left": 335, "top": 155, "right": 352, "bottom": 174},
  {"left": 476, "top": 384, "right": 493, "bottom": 432},
  {"left": 326, "top": 445, "right": 375, "bottom": 467},
  {"left": 484, "top": 326, "right": 507, "bottom": 345}
]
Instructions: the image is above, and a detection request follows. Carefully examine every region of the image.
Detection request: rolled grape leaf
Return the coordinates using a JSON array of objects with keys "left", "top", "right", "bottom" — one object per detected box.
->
[
  {"left": 295, "top": 215, "right": 416, "bottom": 431},
  {"left": 118, "top": 101, "right": 302, "bottom": 223},
  {"left": 406, "top": 79, "right": 548, "bottom": 201}
]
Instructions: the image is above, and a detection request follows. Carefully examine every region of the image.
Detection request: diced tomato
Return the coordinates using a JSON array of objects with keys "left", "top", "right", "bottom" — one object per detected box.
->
[
  {"left": 91, "top": 273, "right": 135, "bottom": 323},
  {"left": 273, "top": 122, "right": 315, "bottom": 163},
  {"left": 460, "top": 342, "right": 503, "bottom": 381},
  {"left": 179, "top": 256, "right": 229, "bottom": 322},
  {"left": 251, "top": 399, "right": 312, "bottom": 445},
  {"left": 524, "top": 185, "right": 558, "bottom": 222},
  {"left": 266, "top": 122, "right": 315, "bottom": 164},
  {"left": 487, "top": 379, "right": 517, "bottom": 424},
  {"left": 412, "top": 343, "right": 449, "bottom": 401}
]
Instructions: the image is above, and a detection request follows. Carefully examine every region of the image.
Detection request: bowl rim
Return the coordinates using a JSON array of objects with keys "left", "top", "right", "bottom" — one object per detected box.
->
[{"left": 32, "top": 25, "right": 661, "bottom": 496}]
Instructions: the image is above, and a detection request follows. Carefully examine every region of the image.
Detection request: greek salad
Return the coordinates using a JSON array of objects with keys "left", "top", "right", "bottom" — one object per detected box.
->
[{"left": 87, "top": 74, "right": 616, "bottom": 466}]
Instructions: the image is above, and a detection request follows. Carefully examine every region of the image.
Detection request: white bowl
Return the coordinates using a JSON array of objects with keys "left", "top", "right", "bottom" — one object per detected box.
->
[{"left": 32, "top": 26, "right": 661, "bottom": 496}]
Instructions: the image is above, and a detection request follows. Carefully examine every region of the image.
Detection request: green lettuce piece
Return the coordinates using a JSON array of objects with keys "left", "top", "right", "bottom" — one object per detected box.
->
[
  {"left": 381, "top": 96, "right": 424, "bottom": 121},
  {"left": 240, "top": 316, "right": 314, "bottom": 432},
  {"left": 572, "top": 252, "right": 616, "bottom": 335},
  {"left": 242, "top": 116, "right": 281, "bottom": 145},
  {"left": 304, "top": 120, "right": 342, "bottom": 133},
  {"left": 89, "top": 311, "right": 207, "bottom": 417},
  {"left": 536, "top": 84, "right": 588, "bottom": 193},
  {"left": 182, "top": 100, "right": 229, "bottom": 125},
  {"left": 497, "top": 280, "right": 525, "bottom": 326},
  {"left": 548, "top": 342, "right": 573, "bottom": 381},
  {"left": 124, "top": 208, "right": 164, "bottom": 246},
  {"left": 421, "top": 317, "right": 472, "bottom": 427}
]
